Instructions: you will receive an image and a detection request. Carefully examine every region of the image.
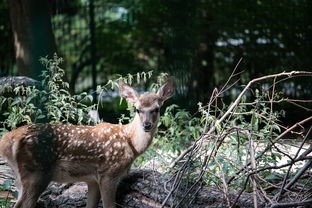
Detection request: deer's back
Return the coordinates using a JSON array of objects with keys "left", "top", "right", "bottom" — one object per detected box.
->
[{"left": 0, "top": 124, "right": 135, "bottom": 181}]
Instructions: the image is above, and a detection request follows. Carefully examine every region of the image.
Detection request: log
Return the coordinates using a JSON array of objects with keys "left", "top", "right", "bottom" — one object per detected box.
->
[
  {"left": 0, "top": 76, "right": 41, "bottom": 96},
  {"left": 0, "top": 158, "right": 262, "bottom": 208}
]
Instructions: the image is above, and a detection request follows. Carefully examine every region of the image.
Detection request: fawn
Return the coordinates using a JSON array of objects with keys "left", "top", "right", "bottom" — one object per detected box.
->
[{"left": 0, "top": 78, "right": 174, "bottom": 208}]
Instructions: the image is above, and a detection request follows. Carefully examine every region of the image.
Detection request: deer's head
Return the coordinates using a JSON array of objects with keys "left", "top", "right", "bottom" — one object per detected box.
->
[{"left": 119, "top": 78, "right": 175, "bottom": 132}]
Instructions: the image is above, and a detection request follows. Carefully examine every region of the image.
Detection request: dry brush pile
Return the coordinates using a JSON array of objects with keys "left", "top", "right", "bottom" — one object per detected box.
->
[{"left": 160, "top": 70, "right": 312, "bottom": 208}]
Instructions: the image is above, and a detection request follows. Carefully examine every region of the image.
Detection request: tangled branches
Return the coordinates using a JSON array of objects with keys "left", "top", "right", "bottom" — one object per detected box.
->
[{"left": 164, "top": 70, "right": 312, "bottom": 208}]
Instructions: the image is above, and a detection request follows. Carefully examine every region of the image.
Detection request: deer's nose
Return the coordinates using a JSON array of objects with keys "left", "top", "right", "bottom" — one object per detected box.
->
[{"left": 143, "top": 122, "right": 152, "bottom": 131}]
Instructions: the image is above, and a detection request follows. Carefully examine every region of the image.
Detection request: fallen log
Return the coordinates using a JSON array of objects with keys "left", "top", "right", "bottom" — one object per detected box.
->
[
  {"left": 0, "top": 76, "right": 41, "bottom": 97},
  {"left": 0, "top": 158, "right": 263, "bottom": 208}
]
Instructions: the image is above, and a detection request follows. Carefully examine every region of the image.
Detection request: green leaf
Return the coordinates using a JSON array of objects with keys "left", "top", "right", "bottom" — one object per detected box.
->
[
  {"left": 13, "top": 190, "right": 19, "bottom": 199},
  {"left": 37, "top": 114, "right": 46, "bottom": 119},
  {"left": 11, "top": 98, "right": 21, "bottom": 106},
  {"left": 2, "top": 179, "right": 13, "bottom": 190}
]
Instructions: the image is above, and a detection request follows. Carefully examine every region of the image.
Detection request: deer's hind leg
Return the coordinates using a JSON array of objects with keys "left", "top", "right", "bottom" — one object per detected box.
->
[
  {"left": 13, "top": 168, "right": 51, "bottom": 208},
  {"left": 86, "top": 181, "right": 101, "bottom": 208}
]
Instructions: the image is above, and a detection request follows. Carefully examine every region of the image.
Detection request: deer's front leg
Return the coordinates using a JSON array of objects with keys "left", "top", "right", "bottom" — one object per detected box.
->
[
  {"left": 86, "top": 181, "right": 101, "bottom": 208},
  {"left": 98, "top": 176, "right": 120, "bottom": 208}
]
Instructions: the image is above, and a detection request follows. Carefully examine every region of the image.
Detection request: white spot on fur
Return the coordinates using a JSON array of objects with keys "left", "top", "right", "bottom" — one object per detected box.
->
[
  {"left": 105, "top": 128, "right": 112, "bottom": 133},
  {"left": 119, "top": 132, "right": 125, "bottom": 138},
  {"left": 104, "top": 140, "right": 111, "bottom": 147},
  {"left": 109, "top": 134, "right": 116, "bottom": 140},
  {"left": 114, "top": 142, "right": 121, "bottom": 148}
]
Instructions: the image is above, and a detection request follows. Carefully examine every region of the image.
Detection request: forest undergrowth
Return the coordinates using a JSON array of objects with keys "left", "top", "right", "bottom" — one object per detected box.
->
[{"left": 0, "top": 55, "right": 311, "bottom": 207}]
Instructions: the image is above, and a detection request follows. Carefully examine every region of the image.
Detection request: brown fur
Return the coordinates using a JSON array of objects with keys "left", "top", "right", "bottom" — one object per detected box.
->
[{"left": 0, "top": 79, "right": 174, "bottom": 208}]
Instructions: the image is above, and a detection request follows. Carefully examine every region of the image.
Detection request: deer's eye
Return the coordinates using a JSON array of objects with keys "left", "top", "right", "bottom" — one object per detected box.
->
[{"left": 136, "top": 108, "right": 141, "bottom": 114}]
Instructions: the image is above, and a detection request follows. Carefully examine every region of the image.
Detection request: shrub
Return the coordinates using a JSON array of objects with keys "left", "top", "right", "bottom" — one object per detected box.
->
[{"left": 0, "top": 54, "right": 95, "bottom": 135}]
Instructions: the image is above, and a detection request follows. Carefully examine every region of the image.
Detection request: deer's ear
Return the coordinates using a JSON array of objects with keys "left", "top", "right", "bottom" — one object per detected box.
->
[
  {"left": 119, "top": 80, "right": 139, "bottom": 104},
  {"left": 157, "top": 77, "right": 175, "bottom": 103}
]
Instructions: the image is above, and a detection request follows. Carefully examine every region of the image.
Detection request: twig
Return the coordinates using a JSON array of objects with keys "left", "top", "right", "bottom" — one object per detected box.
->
[
  {"left": 219, "top": 57, "right": 243, "bottom": 94},
  {"left": 214, "top": 156, "right": 231, "bottom": 207},
  {"left": 284, "top": 159, "right": 312, "bottom": 191},
  {"left": 249, "top": 134, "right": 258, "bottom": 208},
  {"left": 275, "top": 126, "right": 312, "bottom": 201},
  {"left": 256, "top": 177, "right": 274, "bottom": 204}
]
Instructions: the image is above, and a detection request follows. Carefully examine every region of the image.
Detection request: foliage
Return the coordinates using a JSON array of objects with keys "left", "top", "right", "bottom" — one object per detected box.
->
[
  {"left": 201, "top": 92, "right": 285, "bottom": 187},
  {"left": 40, "top": 55, "right": 94, "bottom": 124},
  {"left": 0, "top": 179, "right": 15, "bottom": 208},
  {"left": 133, "top": 105, "right": 204, "bottom": 169},
  {"left": 0, "top": 54, "right": 94, "bottom": 134}
]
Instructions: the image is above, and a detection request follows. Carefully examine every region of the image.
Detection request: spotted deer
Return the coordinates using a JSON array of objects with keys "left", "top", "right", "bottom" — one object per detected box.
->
[{"left": 0, "top": 78, "right": 174, "bottom": 208}]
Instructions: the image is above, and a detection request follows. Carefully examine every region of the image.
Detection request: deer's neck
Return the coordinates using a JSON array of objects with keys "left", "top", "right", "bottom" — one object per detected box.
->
[{"left": 126, "top": 114, "right": 157, "bottom": 155}]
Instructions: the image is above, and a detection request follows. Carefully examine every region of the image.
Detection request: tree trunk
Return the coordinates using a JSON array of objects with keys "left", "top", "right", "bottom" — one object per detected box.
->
[
  {"left": 189, "top": 7, "right": 217, "bottom": 103},
  {"left": 9, "top": 0, "right": 57, "bottom": 80}
]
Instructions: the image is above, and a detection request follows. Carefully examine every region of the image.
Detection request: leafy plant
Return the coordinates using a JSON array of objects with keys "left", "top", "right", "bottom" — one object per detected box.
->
[
  {"left": 0, "top": 54, "right": 95, "bottom": 134},
  {"left": 40, "top": 55, "right": 94, "bottom": 124},
  {"left": 0, "top": 179, "right": 15, "bottom": 208}
]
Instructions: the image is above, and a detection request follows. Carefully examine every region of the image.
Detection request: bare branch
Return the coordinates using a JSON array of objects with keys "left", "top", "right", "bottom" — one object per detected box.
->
[{"left": 171, "top": 71, "right": 312, "bottom": 168}]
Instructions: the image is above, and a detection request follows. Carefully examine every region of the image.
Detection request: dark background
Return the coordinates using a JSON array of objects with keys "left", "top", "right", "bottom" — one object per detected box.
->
[{"left": 0, "top": 0, "right": 311, "bottom": 122}]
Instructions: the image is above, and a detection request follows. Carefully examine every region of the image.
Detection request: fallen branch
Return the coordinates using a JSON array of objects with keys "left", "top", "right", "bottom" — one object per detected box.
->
[{"left": 170, "top": 71, "right": 312, "bottom": 168}]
